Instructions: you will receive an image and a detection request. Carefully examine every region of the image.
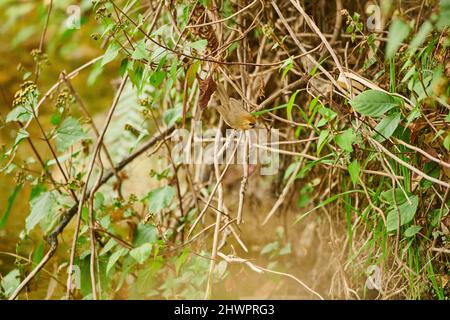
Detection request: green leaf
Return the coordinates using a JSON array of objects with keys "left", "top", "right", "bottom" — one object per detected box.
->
[
  {"left": 317, "top": 129, "right": 330, "bottom": 155},
  {"left": 436, "top": 0, "right": 450, "bottom": 30},
  {"left": 25, "top": 191, "right": 56, "bottom": 233},
  {"left": 0, "top": 183, "right": 22, "bottom": 229},
  {"left": 175, "top": 249, "right": 189, "bottom": 276},
  {"left": 317, "top": 105, "right": 337, "bottom": 127},
  {"left": 334, "top": 128, "right": 355, "bottom": 152},
  {"left": 308, "top": 96, "right": 319, "bottom": 112},
  {"left": 261, "top": 242, "right": 278, "bottom": 255},
  {"left": 14, "top": 128, "right": 30, "bottom": 147},
  {"left": 408, "top": 21, "right": 433, "bottom": 53},
  {"left": 12, "top": 128, "right": 29, "bottom": 150},
  {"left": 251, "top": 104, "right": 288, "bottom": 116},
  {"left": 309, "top": 58, "right": 326, "bottom": 76},
  {"left": 131, "top": 40, "right": 149, "bottom": 60},
  {"left": 29, "top": 183, "right": 47, "bottom": 202},
  {"left": 279, "top": 243, "right": 292, "bottom": 255},
  {"left": 280, "top": 57, "right": 294, "bottom": 79},
  {"left": 99, "top": 239, "right": 117, "bottom": 256},
  {"left": 386, "top": 19, "right": 410, "bottom": 59},
  {"left": 443, "top": 133, "right": 450, "bottom": 151},
  {"left": 87, "top": 61, "right": 103, "bottom": 86},
  {"left": 12, "top": 25, "right": 35, "bottom": 47},
  {"left": 150, "top": 46, "right": 167, "bottom": 63},
  {"left": 94, "top": 192, "right": 105, "bottom": 211},
  {"left": 1, "top": 269, "right": 20, "bottom": 298},
  {"left": 46, "top": 149, "right": 81, "bottom": 167},
  {"left": 101, "top": 41, "right": 121, "bottom": 66},
  {"left": 421, "top": 162, "right": 440, "bottom": 190},
  {"left": 55, "top": 117, "right": 89, "bottom": 152},
  {"left": 50, "top": 114, "right": 61, "bottom": 125},
  {"left": 350, "top": 90, "right": 400, "bottom": 117},
  {"left": 186, "top": 61, "right": 200, "bottom": 86},
  {"left": 381, "top": 188, "right": 408, "bottom": 204},
  {"left": 130, "top": 243, "right": 152, "bottom": 264},
  {"left": 373, "top": 112, "right": 402, "bottom": 142},
  {"left": 133, "top": 223, "right": 158, "bottom": 247},
  {"left": 187, "top": 39, "right": 207, "bottom": 51},
  {"left": 135, "top": 259, "right": 163, "bottom": 293},
  {"left": 32, "top": 241, "right": 44, "bottom": 265},
  {"left": 286, "top": 90, "right": 300, "bottom": 121},
  {"left": 429, "top": 208, "right": 448, "bottom": 227},
  {"left": 406, "top": 106, "right": 421, "bottom": 127},
  {"left": 150, "top": 70, "right": 165, "bottom": 87},
  {"left": 348, "top": 160, "right": 360, "bottom": 186},
  {"left": 6, "top": 105, "right": 32, "bottom": 123},
  {"left": 284, "top": 162, "right": 300, "bottom": 180},
  {"left": 404, "top": 225, "right": 422, "bottom": 237},
  {"left": 5, "top": 128, "right": 30, "bottom": 156},
  {"left": 386, "top": 195, "right": 419, "bottom": 232},
  {"left": 106, "top": 247, "right": 128, "bottom": 274},
  {"left": 119, "top": 58, "right": 129, "bottom": 77},
  {"left": 128, "top": 64, "right": 144, "bottom": 89},
  {"left": 144, "top": 185, "right": 176, "bottom": 214},
  {"left": 163, "top": 106, "right": 182, "bottom": 127},
  {"left": 296, "top": 155, "right": 332, "bottom": 179}
]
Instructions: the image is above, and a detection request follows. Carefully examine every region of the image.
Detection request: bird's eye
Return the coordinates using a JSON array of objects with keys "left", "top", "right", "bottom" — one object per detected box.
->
[{"left": 249, "top": 122, "right": 256, "bottom": 128}]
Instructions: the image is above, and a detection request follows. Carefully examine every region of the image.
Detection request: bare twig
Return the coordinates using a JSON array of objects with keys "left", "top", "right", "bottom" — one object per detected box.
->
[
  {"left": 218, "top": 252, "right": 324, "bottom": 300},
  {"left": 66, "top": 75, "right": 129, "bottom": 298},
  {"left": 61, "top": 73, "right": 124, "bottom": 198},
  {"left": 371, "top": 138, "right": 450, "bottom": 189},
  {"left": 393, "top": 138, "right": 450, "bottom": 169},
  {"left": 34, "top": 0, "right": 53, "bottom": 83}
]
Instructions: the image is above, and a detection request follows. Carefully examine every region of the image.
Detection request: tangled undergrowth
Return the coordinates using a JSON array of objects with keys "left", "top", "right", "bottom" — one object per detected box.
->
[{"left": 0, "top": 0, "right": 449, "bottom": 300}]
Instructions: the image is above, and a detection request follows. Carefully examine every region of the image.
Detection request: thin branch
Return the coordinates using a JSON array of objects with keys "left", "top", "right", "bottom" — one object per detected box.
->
[
  {"left": 34, "top": 0, "right": 53, "bottom": 83},
  {"left": 186, "top": 0, "right": 258, "bottom": 29},
  {"left": 205, "top": 129, "right": 243, "bottom": 299},
  {"left": 186, "top": 131, "right": 238, "bottom": 239},
  {"left": 66, "top": 75, "right": 129, "bottom": 298},
  {"left": 370, "top": 138, "right": 450, "bottom": 189},
  {"left": 261, "top": 130, "right": 315, "bottom": 225},
  {"left": 218, "top": 252, "right": 324, "bottom": 300},
  {"left": 393, "top": 138, "right": 450, "bottom": 169},
  {"left": 61, "top": 72, "right": 124, "bottom": 198}
]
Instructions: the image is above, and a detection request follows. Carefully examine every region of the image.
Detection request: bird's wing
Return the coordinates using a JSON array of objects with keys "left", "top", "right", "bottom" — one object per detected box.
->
[{"left": 229, "top": 98, "right": 244, "bottom": 112}]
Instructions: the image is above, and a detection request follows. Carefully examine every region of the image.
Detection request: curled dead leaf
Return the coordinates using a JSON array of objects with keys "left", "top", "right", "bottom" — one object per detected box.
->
[{"left": 199, "top": 76, "right": 217, "bottom": 110}]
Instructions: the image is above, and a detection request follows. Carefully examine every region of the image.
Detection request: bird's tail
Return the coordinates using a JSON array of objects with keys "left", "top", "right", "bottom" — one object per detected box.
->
[{"left": 214, "top": 83, "right": 232, "bottom": 113}]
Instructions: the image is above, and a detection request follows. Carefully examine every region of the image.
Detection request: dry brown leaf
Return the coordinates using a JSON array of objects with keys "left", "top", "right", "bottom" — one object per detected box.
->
[{"left": 199, "top": 76, "right": 217, "bottom": 110}]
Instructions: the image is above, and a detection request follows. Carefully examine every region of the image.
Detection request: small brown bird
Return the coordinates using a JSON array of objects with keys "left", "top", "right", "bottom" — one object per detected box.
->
[{"left": 212, "top": 83, "right": 256, "bottom": 130}]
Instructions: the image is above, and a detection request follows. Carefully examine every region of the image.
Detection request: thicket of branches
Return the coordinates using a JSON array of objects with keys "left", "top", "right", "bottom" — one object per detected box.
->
[{"left": 0, "top": 0, "right": 449, "bottom": 300}]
